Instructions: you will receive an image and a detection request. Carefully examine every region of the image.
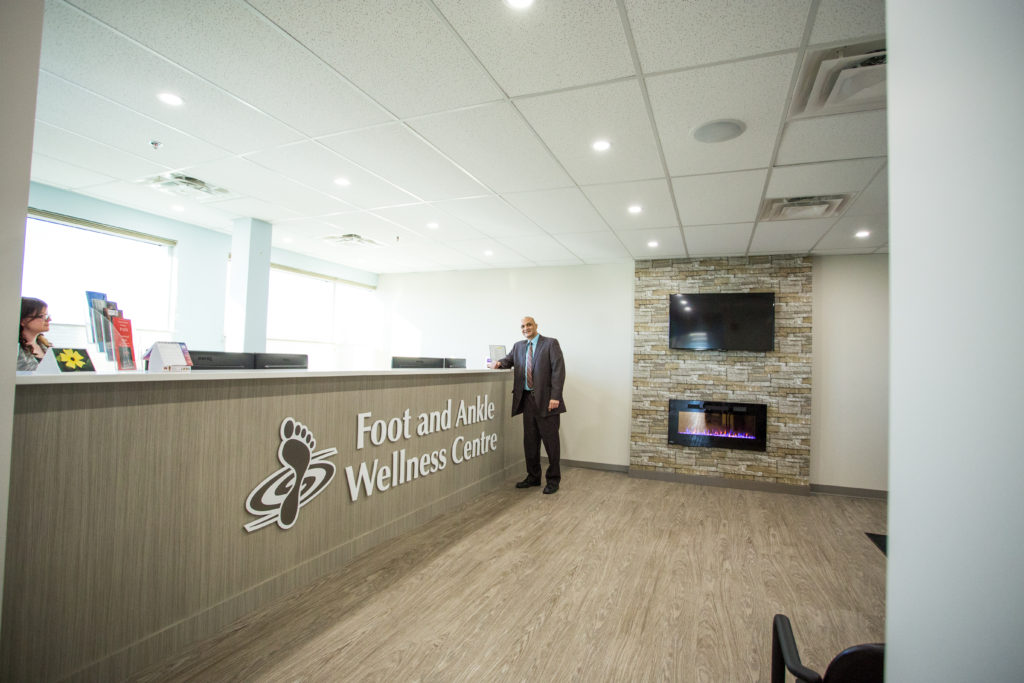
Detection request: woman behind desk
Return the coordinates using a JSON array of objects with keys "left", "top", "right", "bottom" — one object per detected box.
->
[{"left": 18, "top": 297, "right": 52, "bottom": 371}]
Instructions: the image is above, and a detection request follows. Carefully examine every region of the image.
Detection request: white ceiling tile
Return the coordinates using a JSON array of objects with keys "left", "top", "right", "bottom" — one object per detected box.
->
[
  {"left": 684, "top": 223, "right": 755, "bottom": 257},
  {"left": 204, "top": 196, "right": 299, "bottom": 223},
  {"left": 268, "top": 217, "right": 340, "bottom": 239},
  {"left": 581, "top": 179, "right": 677, "bottom": 229},
  {"left": 181, "top": 157, "right": 351, "bottom": 217},
  {"left": 616, "top": 226, "right": 687, "bottom": 259},
  {"left": 447, "top": 240, "right": 532, "bottom": 268},
  {"left": 845, "top": 166, "right": 888, "bottom": 216},
  {"left": 502, "top": 188, "right": 609, "bottom": 234},
  {"left": 35, "top": 72, "right": 231, "bottom": 169},
  {"left": 434, "top": 0, "right": 634, "bottom": 96},
  {"left": 249, "top": 0, "right": 503, "bottom": 118},
  {"left": 318, "top": 212, "right": 414, "bottom": 247},
  {"left": 432, "top": 195, "right": 544, "bottom": 239},
  {"left": 318, "top": 123, "right": 488, "bottom": 201},
  {"left": 553, "top": 232, "right": 632, "bottom": 263},
  {"left": 776, "top": 110, "right": 887, "bottom": 165},
  {"left": 768, "top": 158, "right": 885, "bottom": 197},
  {"left": 624, "top": 0, "right": 812, "bottom": 72},
  {"left": 370, "top": 204, "right": 485, "bottom": 242},
  {"left": 749, "top": 218, "right": 836, "bottom": 254},
  {"left": 41, "top": 1, "right": 302, "bottom": 153},
  {"left": 647, "top": 54, "right": 797, "bottom": 176},
  {"left": 516, "top": 79, "right": 664, "bottom": 185},
  {"left": 67, "top": 0, "right": 391, "bottom": 137},
  {"left": 394, "top": 242, "right": 488, "bottom": 269},
  {"left": 814, "top": 213, "right": 888, "bottom": 251},
  {"left": 245, "top": 141, "right": 418, "bottom": 210},
  {"left": 409, "top": 102, "right": 574, "bottom": 193},
  {"left": 811, "top": 0, "right": 886, "bottom": 45},
  {"left": 31, "top": 153, "right": 116, "bottom": 189},
  {"left": 495, "top": 233, "right": 583, "bottom": 264},
  {"left": 672, "top": 169, "right": 768, "bottom": 225},
  {"left": 82, "top": 181, "right": 237, "bottom": 230},
  {"left": 33, "top": 121, "right": 171, "bottom": 182}
]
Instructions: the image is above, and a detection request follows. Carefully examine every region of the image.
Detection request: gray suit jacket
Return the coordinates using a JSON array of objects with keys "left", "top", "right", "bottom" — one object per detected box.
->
[{"left": 497, "top": 335, "right": 567, "bottom": 418}]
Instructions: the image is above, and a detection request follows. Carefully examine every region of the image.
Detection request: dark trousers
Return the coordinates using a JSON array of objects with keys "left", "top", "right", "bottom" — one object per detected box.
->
[{"left": 521, "top": 391, "right": 560, "bottom": 484}]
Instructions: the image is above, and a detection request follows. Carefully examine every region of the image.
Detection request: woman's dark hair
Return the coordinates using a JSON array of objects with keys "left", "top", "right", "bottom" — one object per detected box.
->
[{"left": 19, "top": 297, "right": 51, "bottom": 352}]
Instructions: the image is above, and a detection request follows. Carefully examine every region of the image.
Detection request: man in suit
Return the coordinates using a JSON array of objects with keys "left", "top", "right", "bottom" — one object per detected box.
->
[{"left": 488, "top": 316, "right": 566, "bottom": 494}]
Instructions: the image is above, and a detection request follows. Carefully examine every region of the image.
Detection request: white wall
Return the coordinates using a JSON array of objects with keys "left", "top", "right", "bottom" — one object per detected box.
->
[
  {"left": 811, "top": 254, "right": 889, "bottom": 491},
  {"left": 887, "top": 1, "right": 1024, "bottom": 680},
  {"left": 1, "top": 0, "right": 44, "bottom": 639},
  {"left": 376, "top": 263, "right": 635, "bottom": 468}
]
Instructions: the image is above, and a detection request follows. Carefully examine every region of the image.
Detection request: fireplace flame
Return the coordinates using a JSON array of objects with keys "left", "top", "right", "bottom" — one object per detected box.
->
[{"left": 680, "top": 427, "right": 755, "bottom": 440}]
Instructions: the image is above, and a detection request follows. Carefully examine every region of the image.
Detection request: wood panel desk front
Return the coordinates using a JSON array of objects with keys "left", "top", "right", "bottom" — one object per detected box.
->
[{"left": 3, "top": 368, "right": 517, "bottom": 681}]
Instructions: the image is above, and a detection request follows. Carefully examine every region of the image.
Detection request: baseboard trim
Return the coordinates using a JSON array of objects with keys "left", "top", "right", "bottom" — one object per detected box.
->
[
  {"left": 560, "top": 458, "right": 629, "bottom": 474},
  {"left": 628, "top": 468, "right": 811, "bottom": 496},
  {"left": 810, "top": 484, "right": 888, "bottom": 500}
]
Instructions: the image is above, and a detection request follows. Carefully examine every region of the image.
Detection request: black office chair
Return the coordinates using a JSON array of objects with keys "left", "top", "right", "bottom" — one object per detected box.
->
[{"left": 771, "top": 614, "right": 884, "bottom": 683}]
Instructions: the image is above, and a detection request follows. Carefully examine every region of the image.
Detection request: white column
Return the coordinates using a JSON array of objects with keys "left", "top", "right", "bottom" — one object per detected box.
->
[
  {"left": 0, "top": 0, "right": 45, "bottom": 637},
  {"left": 225, "top": 217, "right": 272, "bottom": 352},
  {"left": 887, "top": 1, "right": 1024, "bottom": 680}
]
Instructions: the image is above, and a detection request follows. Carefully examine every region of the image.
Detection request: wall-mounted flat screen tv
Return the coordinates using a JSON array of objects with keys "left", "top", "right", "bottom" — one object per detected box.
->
[{"left": 669, "top": 292, "right": 775, "bottom": 351}]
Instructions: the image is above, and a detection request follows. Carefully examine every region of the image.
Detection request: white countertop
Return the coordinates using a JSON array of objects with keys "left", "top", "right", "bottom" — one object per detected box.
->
[{"left": 15, "top": 367, "right": 504, "bottom": 385}]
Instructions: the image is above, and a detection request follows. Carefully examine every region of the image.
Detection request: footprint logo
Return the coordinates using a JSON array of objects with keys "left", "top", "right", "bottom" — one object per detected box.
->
[{"left": 244, "top": 418, "right": 337, "bottom": 532}]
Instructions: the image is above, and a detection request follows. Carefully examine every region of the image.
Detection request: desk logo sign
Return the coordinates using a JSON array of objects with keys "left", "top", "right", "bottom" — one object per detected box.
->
[{"left": 244, "top": 418, "right": 337, "bottom": 532}]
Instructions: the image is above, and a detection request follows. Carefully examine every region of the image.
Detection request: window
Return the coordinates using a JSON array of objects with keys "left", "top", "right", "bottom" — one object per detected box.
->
[
  {"left": 265, "top": 265, "right": 381, "bottom": 370},
  {"left": 22, "top": 212, "right": 175, "bottom": 359}
]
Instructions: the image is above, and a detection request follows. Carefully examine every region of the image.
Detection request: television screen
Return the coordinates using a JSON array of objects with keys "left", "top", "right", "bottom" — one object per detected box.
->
[{"left": 669, "top": 293, "right": 775, "bottom": 351}]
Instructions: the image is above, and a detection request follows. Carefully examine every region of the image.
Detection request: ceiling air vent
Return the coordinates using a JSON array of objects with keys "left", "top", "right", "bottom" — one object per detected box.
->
[
  {"left": 790, "top": 40, "right": 886, "bottom": 118},
  {"left": 144, "top": 173, "right": 230, "bottom": 199},
  {"left": 323, "top": 233, "right": 383, "bottom": 247},
  {"left": 760, "top": 195, "right": 853, "bottom": 221}
]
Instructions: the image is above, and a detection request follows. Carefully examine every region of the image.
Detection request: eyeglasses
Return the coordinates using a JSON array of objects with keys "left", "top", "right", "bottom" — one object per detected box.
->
[{"left": 32, "top": 315, "right": 51, "bottom": 322}]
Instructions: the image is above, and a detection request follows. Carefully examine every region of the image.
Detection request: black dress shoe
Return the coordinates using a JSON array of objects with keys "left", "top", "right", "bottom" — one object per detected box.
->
[
  {"left": 516, "top": 478, "right": 541, "bottom": 489},
  {"left": 542, "top": 483, "right": 559, "bottom": 494}
]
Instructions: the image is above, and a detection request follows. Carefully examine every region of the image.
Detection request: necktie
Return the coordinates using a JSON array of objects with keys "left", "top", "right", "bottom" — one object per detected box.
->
[{"left": 526, "top": 342, "right": 534, "bottom": 389}]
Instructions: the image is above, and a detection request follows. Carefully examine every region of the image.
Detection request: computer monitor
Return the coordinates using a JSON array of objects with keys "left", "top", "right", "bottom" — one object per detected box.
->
[
  {"left": 391, "top": 356, "right": 445, "bottom": 369},
  {"left": 189, "top": 350, "right": 255, "bottom": 370},
  {"left": 253, "top": 353, "right": 308, "bottom": 369},
  {"left": 443, "top": 357, "right": 466, "bottom": 368}
]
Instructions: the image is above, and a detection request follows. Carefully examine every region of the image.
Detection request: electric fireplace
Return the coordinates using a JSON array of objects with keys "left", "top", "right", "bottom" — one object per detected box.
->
[{"left": 668, "top": 400, "right": 767, "bottom": 452}]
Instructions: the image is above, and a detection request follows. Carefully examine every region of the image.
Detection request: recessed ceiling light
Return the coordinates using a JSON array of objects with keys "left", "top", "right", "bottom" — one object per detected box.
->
[
  {"left": 647, "top": 240, "right": 659, "bottom": 248},
  {"left": 281, "top": 237, "right": 293, "bottom": 244},
  {"left": 171, "top": 204, "right": 184, "bottom": 212},
  {"left": 157, "top": 92, "right": 184, "bottom": 107},
  {"left": 628, "top": 204, "right": 643, "bottom": 214},
  {"left": 334, "top": 177, "right": 351, "bottom": 187},
  {"left": 484, "top": 249, "right": 494, "bottom": 256},
  {"left": 592, "top": 139, "right": 611, "bottom": 152},
  {"left": 427, "top": 222, "right": 439, "bottom": 229},
  {"left": 503, "top": 0, "right": 534, "bottom": 8},
  {"left": 692, "top": 119, "right": 746, "bottom": 143},
  {"left": 855, "top": 230, "right": 871, "bottom": 238}
]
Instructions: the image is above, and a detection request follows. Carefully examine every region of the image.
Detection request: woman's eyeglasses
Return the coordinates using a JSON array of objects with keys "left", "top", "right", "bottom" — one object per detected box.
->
[{"left": 32, "top": 315, "right": 51, "bottom": 322}]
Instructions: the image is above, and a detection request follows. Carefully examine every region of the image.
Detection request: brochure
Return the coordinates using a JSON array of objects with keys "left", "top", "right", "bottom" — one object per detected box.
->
[{"left": 111, "top": 317, "right": 136, "bottom": 371}]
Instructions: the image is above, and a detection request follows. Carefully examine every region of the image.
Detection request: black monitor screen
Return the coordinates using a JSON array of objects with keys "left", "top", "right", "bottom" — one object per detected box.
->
[
  {"left": 253, "top": 353, "right": 308, "bottom": 369},
  {"left": 669, "top": 293, "right": 775, "bottom": 351},
  {"left": 391, "top": 356, "right": 445, "bottom": 369}
]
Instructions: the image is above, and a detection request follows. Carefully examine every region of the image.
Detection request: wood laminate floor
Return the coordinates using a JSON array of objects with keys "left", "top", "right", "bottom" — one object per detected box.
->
[{"left": 130, "top": 468, "right": 886, "bottom": 682}]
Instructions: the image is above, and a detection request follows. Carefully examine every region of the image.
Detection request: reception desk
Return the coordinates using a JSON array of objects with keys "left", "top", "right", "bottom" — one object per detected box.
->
[{"left": 2, "top": 368, "right": 518, "bottom": 681}]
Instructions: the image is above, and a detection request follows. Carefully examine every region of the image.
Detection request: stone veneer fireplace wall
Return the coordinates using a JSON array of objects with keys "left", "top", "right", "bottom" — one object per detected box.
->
[{"left": 632, "top": 256, "right": 813, "bottom": 488}]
